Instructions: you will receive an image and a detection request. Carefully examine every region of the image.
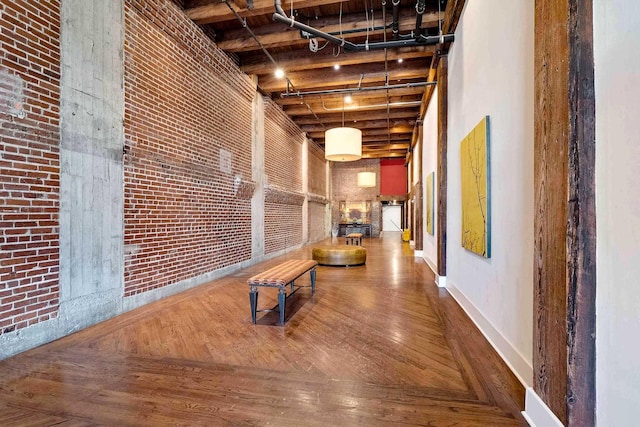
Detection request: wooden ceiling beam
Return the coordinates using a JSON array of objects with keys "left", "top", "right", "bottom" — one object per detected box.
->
[
  {"left": 185, "top": 0, "right": 348, "bottom": 25},
  {"left": 301, "top": 119, "right": 415, "bottom": 132},
  {"left": 307, "top": 127, "right": 412, "bottom": 138},
  {"left": 218, "top": 10, "right": 441, "bottom": 52},
  {"left": 240, "top": 46, "right": 435, "bottom": 75},
  {"left": 280, "top": 96, "right": 423, "bottom": 113},
  {"left": 284, "top": 103, "right": 420, "bottom": 117},
  {"left": 260, "top": 64, "right": 429, "bottom": 92},
  {"left": 362, "top": 151, "right": 407, "bottom": 159},
  {"left": 361, "top": 135, "right": 410, "bottom": 143},
  {"left": 274, "top": 88, "right": 424, "bottom": 105},
  {"left": 314, "top": 134, "right": 410, "bottom": 143},
  {"left": 292, "top": 108, "right": 418, "bottom": 121},
  {"left": 364, "top": 143, "right": 409, "bottom": 149}
]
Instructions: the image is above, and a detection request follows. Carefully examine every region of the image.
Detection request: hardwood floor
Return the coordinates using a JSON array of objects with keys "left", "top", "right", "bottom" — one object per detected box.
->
[{"left": 0, "top": 233, "right": 527, "bottom": 426}]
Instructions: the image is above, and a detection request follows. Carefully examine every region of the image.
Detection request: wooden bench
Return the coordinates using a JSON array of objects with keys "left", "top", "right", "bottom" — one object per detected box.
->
[
  {"left": 345, "top": 232, "right": 363, "bottom": 246},
  {"left": 247, "top": 259, "right": 318, "bottom": 325}
]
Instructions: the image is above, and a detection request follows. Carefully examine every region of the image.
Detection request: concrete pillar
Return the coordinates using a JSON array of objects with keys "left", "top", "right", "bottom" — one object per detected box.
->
[
  {"left": 59, "top": 0, "right": 125, "bottom": 320},
  {"left": 251, "top": 92, "right": 265, "bottom": 258},
  {"left": 301, "top": 136, "right": 309, "bottom": 244}
]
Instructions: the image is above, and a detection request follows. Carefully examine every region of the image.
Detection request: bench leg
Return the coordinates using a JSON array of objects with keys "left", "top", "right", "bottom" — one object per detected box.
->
[
  {"left": 310, "top": 268, "right": 316, "bottom": 294},
  {"left": 249, "top": 287, "right": 258, "bottom": 324},
  {"left": 278, "top": 288, "right": 286, "bottom": 325}
]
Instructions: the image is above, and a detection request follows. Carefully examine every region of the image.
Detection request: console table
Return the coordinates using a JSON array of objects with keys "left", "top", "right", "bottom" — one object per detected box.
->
[{"left": 338, "top": 223, "right": 372, "bottom": 237}]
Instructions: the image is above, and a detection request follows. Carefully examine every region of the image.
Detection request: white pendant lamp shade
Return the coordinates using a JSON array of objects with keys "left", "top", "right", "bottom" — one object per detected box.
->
[
  {"left": 324, "top": 127, "right": 362, "bottom": 161},
  {"left": 357, "top": 171, "right": 376, "bottom": 187}
]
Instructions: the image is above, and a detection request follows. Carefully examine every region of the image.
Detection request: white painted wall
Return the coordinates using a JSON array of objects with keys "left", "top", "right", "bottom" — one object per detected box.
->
[
  {"left": 422, "top": 91, "right": 438, "bottom": 273},
  {"left": 594, "top": 1, "right": 640, "bottom": 423},
  {"left": 382, "top": 205, "right": 402, "bottom": 231},
  {"left": 446, "top": 0, "right": 534, "bottom": 386}
]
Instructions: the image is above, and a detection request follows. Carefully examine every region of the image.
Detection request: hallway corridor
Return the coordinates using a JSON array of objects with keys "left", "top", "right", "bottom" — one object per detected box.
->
[{"left": 0, "top": 233, "right": 526, "bottom": 425}]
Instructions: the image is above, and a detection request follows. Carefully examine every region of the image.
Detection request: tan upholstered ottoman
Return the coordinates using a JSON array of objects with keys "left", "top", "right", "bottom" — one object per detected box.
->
[{"left": 312, "top": 244, "right": 366, "bottom": 266}]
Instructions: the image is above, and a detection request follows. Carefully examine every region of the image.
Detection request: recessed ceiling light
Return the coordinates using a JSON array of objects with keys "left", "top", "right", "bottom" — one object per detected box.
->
[
  {"left": 274, "top": 68, "right": 285, "bottom": 78},
  {"left": 344, "top": 94, "right": 352, "bottom": 103},
  {"left": 333, "top": 64, "right": 340, "bottom": 70},
  {"left": 397, "top": 58, "right": 403, "bottom": 63}
]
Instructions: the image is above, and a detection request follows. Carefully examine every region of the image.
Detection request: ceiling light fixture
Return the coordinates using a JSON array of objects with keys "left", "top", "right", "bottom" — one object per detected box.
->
[
  {"left": 333, "top": 64, "right": 340, "bottom": 70},
  {"left": 274, "top": 68, "right": 285, "bottom": 78},
  {"left": 357, "top": 171, "right": 376, "bottom": 187},
  {"left": 325, "top": 95, "right": 362, "bottom": 162},
  {"left": 397, "top": 58, "right": 403, "bottom": 63},
  {"left": 325, "top": 127, "right": 362, "bottom": 162}
]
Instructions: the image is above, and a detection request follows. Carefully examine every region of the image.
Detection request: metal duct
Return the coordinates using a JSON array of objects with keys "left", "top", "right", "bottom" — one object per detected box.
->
[{"left": 273, "top": 0, "right": 454, "bottom": 51}]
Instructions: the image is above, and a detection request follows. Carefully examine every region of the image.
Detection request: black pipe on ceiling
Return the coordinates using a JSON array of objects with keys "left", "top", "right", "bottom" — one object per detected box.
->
[
  {"left": 414, "top": 0, "right": 426, "bottom": 38},
  {"left": 392, "top": 0, "right": 401, "bottom": 39},
  {"left": 273, "top": 0, "right": 454, "bottom": 51}
]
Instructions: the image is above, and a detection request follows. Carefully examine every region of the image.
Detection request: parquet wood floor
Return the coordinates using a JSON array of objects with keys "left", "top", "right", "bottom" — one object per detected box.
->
[{"left": 0, "top": 233, "right": 527, "bottom": 426}]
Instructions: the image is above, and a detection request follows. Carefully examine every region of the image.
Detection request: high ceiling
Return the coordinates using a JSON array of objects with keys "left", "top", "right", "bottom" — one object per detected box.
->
[{"left": 180, "top": 0, "right": 463, "bottom": 159}]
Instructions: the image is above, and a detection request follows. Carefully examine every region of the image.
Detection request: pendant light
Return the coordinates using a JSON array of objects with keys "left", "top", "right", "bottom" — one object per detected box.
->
[
  {"left": 325, "top": 94, "right": 362, "bottom": 162},
  {"left": 357, "top": 171, "right": 376, "bottom": 187}
]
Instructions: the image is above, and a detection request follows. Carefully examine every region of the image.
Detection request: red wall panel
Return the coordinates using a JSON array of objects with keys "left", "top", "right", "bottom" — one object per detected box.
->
[{"left": 380, "top": 159, "right": 407, "bottom": 195}]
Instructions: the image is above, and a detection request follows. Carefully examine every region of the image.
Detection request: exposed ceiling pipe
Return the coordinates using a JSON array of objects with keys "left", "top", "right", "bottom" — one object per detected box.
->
[
  {"left": 225, "top": 0, "right": 327, "bottom": 128},
  {"left": 273, "top": 0, "right": 454, "bottom": 51},
  {"left": 391, "top": 0, "right": 401, "bottom": 39},
  {"left": 301, "top": 23, "right": 392, "bottom": 39},
  {"left": 321, "top": 100, "right": 422, "bottom": 111},
  {"left": 414, "top": 0, "right": 426, "bottom": 38},
  {"left": 280, "top": 81, "right": 436, "bottom": 98}
]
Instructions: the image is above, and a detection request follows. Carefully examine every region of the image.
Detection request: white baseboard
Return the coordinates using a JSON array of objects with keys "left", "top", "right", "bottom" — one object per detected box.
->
[
  {"left": 436, "top": 274, "right": 446, "bottom": 288},
  {"left": 446, "top": 282, "right": 533, "bottom": 388},
  {"left": 422, "top": 256, "right": 437, "bottom": 275},
  {"left": 522, "top": 387, "right": 564, "bottom": 427}
]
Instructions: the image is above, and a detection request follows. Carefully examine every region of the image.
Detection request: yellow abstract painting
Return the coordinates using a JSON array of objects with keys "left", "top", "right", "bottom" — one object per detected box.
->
[
  {"left": 460, "top": 116, "right": 491, "bottom": 257},
  {"left": 426, "top": 172, "right": 434, "bottom": 235}
]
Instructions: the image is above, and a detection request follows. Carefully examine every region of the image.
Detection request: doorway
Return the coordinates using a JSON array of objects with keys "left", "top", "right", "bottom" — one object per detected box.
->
[{"left": 382, "top": 205, "right": 402, "bottom": 232}]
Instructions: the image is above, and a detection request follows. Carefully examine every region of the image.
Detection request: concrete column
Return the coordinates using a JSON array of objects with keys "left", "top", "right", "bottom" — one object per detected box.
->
[
  {"left": 326, "top": 161, "right": 333, "bottom": 236},
  {"left": 301, "top": 136, "right": 309, "bottom": 244},
  {"left": 251, "top": 92, "right": 265, "bottom": 258},
  {"left": 59, "top": 0, "right": 125, "bottom": 319}
]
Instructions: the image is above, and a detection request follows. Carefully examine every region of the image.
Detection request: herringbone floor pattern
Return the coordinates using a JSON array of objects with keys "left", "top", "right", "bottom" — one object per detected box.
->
[{"left": 0, "top": 233, "right": 527, "bottom": 426}]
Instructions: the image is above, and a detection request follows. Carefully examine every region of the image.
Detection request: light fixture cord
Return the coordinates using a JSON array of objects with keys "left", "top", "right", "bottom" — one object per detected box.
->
[
  {"left": 339, "top": 2, "right": 343, "bottom": 39},
  {"left": 364, "top": 0, "right": 369, "bottom": 45}
]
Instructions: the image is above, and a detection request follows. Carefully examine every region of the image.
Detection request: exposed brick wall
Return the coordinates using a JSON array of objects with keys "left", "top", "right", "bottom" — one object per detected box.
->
[
  {"left": 123, "top": 0, "right": 255, "bottom": 295},
  {"left": 264, "top": 98, "right": 303, "bottom": 191},
  {"left": 308, "top": 201, "right": 327, "bottom": 243},
  {"left": 308, "top": 141, "right": 327, "bottom": 197},
  {"left": 263, "top": 97, "right": 305, "bottom": 254},
  {"left": 0, "top": 0, "right": 61, "bottom": 334},
  {"left": 331, "top": 159, "right": 382, "bottom": 236},
  {"left": 308, "top": 142, "right": 328, "bottom": 241},
  {"left": 264, "top": 202, "right": 302, "bottom": 254}
]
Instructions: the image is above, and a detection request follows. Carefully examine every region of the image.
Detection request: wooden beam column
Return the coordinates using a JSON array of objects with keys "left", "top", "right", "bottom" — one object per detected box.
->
[
  {"left": 534, "top": 0, "right": 596, "bottom": 425},
  {"left": 436, "top": 55, "right": 448, "bottom": 278},
  {"left": 414, "top": 122, "right": 424, "bottom": 251}
]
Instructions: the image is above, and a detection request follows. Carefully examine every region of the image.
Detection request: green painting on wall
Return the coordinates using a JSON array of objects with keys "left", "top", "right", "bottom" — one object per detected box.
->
[
  {"left": 426, "top": 172, "right": 434, "bottom": 235},
  {"left": 460, "top": 116, "right": 491, "bottom": 257}
]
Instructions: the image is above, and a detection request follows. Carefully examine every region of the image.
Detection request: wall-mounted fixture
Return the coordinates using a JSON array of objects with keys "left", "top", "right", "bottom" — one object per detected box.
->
[
  {"left": 325, "top": 127, "right": 362, "bottom": 161},
  {"left": 357, "top": 171, "right": 376, "bottom": 187}
]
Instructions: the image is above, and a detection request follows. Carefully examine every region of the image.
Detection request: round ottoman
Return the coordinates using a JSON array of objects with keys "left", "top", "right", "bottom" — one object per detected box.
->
[{"left": 312, "top": 244, "right": 366, "bottom": 266}]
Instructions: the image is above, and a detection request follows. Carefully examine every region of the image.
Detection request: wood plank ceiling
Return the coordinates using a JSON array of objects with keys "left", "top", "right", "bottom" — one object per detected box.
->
[{"left": 180, "top": 0, "right": 452, "bottom": 159}]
